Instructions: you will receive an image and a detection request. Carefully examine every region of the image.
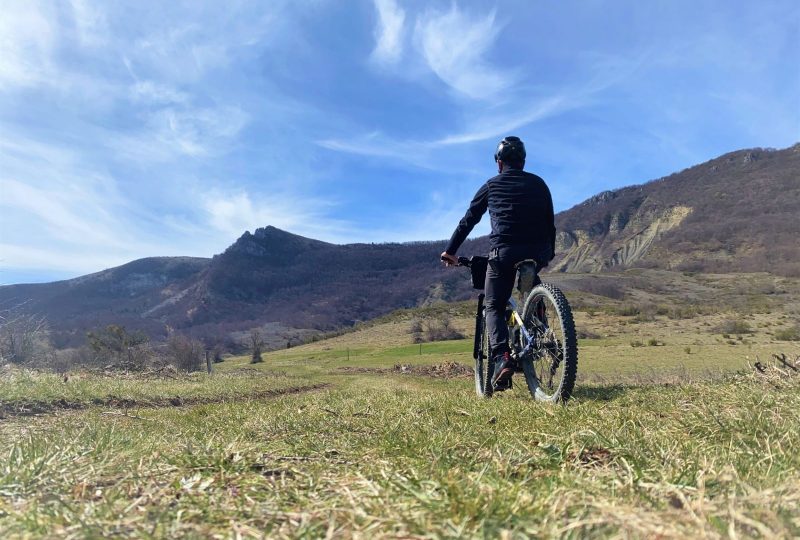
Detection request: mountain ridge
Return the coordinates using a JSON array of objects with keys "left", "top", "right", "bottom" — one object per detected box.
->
[{"left": 2, "top": 143, "right": 798, "bottom": 346}]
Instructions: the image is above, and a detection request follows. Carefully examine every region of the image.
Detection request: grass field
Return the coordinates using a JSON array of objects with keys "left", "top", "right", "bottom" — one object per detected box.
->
[{"left": 2, "top": 282, "right": 800, "bottom": 538}]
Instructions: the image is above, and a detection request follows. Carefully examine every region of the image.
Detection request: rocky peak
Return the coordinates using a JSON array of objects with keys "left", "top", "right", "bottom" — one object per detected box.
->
[
  {"left": 225, "top": 225, "right": 330, "bottom": 259},
  {"left": 585, "top": 190, "right": 617, "bottom": 206}
]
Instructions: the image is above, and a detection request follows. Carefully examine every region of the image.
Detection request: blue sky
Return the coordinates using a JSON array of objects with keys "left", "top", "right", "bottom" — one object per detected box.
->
[{"left": 1, "top": 0, "right": 798, "bottom": 284}]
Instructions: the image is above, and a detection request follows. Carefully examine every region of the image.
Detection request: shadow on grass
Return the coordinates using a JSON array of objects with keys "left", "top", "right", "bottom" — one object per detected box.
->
[{"left": 572, "top": 384, "right": 627, "bottom": 402}]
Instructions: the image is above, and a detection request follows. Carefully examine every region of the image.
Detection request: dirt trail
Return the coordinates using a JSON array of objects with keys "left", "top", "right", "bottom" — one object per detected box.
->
[
  {"left": 0, "top": 383, "right": 330, "bottom": 420},
  {"left": 337, "top": 361, "right": 473, "bottom": 378}
]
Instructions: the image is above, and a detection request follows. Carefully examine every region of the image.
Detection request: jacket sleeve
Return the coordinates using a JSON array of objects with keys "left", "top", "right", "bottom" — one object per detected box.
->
[
  {"left": 545, "top": 184, "right": 556, "bottom": 261},
  {"left": 445, "top": 183, "right": 489, "bottom": 255}
]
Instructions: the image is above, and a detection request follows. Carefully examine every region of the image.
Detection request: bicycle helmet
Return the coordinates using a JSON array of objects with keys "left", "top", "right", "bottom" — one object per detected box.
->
[{"left": 494, "top": 136, "right": 526, "bottom": 163}]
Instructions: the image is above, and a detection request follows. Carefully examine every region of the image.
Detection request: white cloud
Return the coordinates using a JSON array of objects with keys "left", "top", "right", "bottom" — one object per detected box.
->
[
  {"left": 316, "top": 95, "right": 576, "bottom": 164},
  {"left": 370, "top": 0, "right": 406, "bottom": 65},
  {"left": 152, "top": 106, "right": 248, "bottom": 157},
  {"left": 69, "top": 0, "right": 108, "bottom": 47},
  {"left": 0, "top": 1, "right": 56, "bottom": 88},
  {"left": 1, "top": 178, "right": 122, "bottom": 248},
  {"left": 0, "top": 145, "right": 166, "bottom": 276},
  {"left": 111, "top": 105, "right": 249, "bottom": 161},
  {"left": 436, "top": 96, "right": 573, "bottom": 145},
  {"left": 130, "top": 80, "right": 189, "bottom": 105},
  {"left": 315, "top": 132, "right": 451, "bottom": 171},
  {"left": 0, "top": 2, "right": 331, "bottom": 282},
  {"left": 128, "top": 6, "right": 281, "bottom": 85},
  {"left": 200, "top": 189, "right": 357, "bottom": 244},
  {"left": 0, "top": 243, "right": 130, "bottom": 277},
  {"left": 413, "top": 4, "right": 513, "bottom": 100}
]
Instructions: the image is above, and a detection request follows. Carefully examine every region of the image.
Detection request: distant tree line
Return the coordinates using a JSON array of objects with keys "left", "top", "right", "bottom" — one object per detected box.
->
[{"left": 0, "top": 300, "right": 228, "bottom": 373}]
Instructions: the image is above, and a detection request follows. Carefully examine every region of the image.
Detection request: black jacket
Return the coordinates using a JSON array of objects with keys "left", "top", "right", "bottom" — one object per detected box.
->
[{"left": 445, "top": 168, "right": 556, "bottom": 261}]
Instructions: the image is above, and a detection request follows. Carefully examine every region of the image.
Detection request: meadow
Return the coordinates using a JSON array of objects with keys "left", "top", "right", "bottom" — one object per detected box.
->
[{"left": 1, "top": 272, "right": 799, "bottom": 538}]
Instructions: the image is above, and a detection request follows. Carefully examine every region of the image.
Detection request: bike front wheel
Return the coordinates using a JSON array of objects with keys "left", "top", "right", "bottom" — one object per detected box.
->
[
  {"left": 473, "top": 294, "right": 493, "bottom": 398},
  {"left": 519, "top": 283, "right": 578, "bottom": 403}
]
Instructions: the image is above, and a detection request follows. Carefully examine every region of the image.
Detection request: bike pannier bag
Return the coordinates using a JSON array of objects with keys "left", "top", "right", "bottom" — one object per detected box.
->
[{"left": 469, "top": 256, "right": 488, "bottom": 290}]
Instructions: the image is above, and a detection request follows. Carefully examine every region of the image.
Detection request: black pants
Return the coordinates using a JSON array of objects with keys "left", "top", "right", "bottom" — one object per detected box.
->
[{"left": 484, "top": 244, "right": 544, "bottom": 359}]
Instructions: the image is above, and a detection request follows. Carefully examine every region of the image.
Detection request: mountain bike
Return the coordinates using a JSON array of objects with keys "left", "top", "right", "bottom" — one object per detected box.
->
[{"left": 456, "top": 256, "right": 578, "bottom": 402}]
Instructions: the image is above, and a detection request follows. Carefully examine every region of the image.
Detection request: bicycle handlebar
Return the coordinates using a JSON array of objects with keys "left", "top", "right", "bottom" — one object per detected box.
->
[{"left": 440, "top": 255, "right": 473, "bottom": 267}]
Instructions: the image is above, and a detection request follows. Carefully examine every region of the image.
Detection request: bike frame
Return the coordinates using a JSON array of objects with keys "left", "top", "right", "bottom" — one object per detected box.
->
[{"left": 505, "top": 297, "right": 538, "bottom": 359}]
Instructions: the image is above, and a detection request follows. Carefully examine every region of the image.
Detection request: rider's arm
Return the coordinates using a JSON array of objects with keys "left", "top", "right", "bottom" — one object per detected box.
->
[
  {"left": 545, "top": 184, "right": 556, "bottom": 261},
  {"left": 444, "top": 182, "right": 489, "bottom": 255}
]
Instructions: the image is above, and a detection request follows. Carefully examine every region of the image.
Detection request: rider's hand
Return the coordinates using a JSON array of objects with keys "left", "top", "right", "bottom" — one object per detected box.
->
[{"left": 440, "top": 252, "right": 458, "bottom": 266}]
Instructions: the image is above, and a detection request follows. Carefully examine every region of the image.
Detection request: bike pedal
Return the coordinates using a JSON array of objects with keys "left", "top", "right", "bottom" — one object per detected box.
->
[{"left": 493, "top": 378, "right": 513, "bottom": 392}]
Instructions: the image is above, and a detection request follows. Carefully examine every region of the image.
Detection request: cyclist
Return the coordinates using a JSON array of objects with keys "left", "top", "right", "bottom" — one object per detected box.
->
[{"left": 441, "top": 136, "right": 556, "bottom": 391}]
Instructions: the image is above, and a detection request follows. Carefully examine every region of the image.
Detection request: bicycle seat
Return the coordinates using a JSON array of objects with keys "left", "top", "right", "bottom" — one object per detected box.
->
[{"left": 514, "top": 259, "right": 539, "bottom": 295}]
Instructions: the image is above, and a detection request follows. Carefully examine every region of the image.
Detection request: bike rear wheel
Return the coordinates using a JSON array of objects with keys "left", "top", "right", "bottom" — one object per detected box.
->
[
  {"left": 473, "top": 294, "right": 493, "bottom": 397},
  {"left": 519, "top": 283, "right": 578, "bottom": 403}
]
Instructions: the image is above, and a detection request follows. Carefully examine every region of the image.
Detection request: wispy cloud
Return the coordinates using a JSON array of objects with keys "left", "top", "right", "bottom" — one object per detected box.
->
[
  {"left": 1, "top": 1, "right": 797, "bottom": 284},
  {"left": 370, "top": 0, "right": 405, "bottom": 65},
  {"left": 0, "top": 137, "right": 171, "bottom": 276},
  {"left": 200, "top": 189, "right": 358, "bottom": 245},
  {"left": 325, "top": 2, "right": 579, "bottom": 162},
  {"left": 69, "top": 0, "right": 108, "bottom": 47},
  {"left": 129, "top": 80, "right": 189, "bottom": 105},
  {"left": 413, "top": 4, "right": 514, "bottom": 100},
  {"left": 148, "top": 106, "right": 249, "bottom": 157},
  {"left": 0, "top": 1, "right": 57, "bottom": 88},
  {"left": 316, "top": 94, "right": 577, "bottom": 163},
  {"left": 436, "top": 96, "right": 573, "bottom": 145}
]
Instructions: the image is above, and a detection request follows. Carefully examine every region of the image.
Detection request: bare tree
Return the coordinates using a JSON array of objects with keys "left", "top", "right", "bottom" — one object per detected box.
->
[
  {"left": 250, "top": 329, "right": 264, "bottom": 364},
  {"left": 167, "top": 334, "right": 204, "bottom": 372},
  {"left": 0, "top": 301, "right": 50, "bottom": 365}
]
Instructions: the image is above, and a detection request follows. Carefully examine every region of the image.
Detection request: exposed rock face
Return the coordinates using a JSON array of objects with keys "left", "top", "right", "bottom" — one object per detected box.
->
[
  {"left": 553, "top": 205, "right": 692, "bottom": 272},
  {"left": 553, "top": 143, "right": 800, "bottom": 275}
]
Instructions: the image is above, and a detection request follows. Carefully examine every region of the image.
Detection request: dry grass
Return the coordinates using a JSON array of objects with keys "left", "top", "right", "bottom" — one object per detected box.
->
[
  {"left": 1, "top": 352, "right": 799, "bottom": 538},
  {"left": 2, "top": 271, "right": 800, "bottom": 537}
]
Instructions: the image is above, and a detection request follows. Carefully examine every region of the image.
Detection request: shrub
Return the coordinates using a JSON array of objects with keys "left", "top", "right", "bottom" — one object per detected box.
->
[
  {"left": 577, "top": 329, "right": 601, "bottom": 339},
  {"left": 416, "top": 316, "right": 465, "bottom": 343},
  {"left": 666, "top": 305, "right": 704, "bottom": 320},
  {"left": 167, "top": 335, "right": 204, "bottom": 372},
  {"left": 86, "top": 325, "right": 151, "bottom": 370},
  {"left": 630, "top": 340, "right": 644, "bottom": 347},
  {"left": 774, "top": 326, "right": 800, "bottom": 341},
  {"left": 617, "top": 304, "right": 641, "bottom": 317},
  {"left": 634, "top": 309, "right": 656, "bottom": 323},
  {"left": 408, "top": 319, "right": 423, "bottom": 334},
  {"left": 714, "top": 319, "right": 752, "bottom": 335}
]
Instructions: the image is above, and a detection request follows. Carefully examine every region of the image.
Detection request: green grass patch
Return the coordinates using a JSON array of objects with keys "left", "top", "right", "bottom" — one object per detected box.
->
[{"left": 0, "top": 368, "right": 798, "bottom": 537}]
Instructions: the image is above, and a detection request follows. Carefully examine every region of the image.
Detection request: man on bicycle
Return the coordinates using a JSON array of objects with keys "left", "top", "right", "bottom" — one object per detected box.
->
[{"left": 441, "top": 136, "right": 556, "bottom": 391}]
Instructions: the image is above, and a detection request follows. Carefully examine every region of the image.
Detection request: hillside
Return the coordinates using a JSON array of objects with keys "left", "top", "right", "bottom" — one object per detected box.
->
[
  {"left": 552, "top": 144, "right": 800, "bottom": 274},
  {"left": 1, "top": 144, "right": 797, "bottom": 345},
  {"left": 0, "top": 257, "right": 210, "bottom": 346},
  {"left": 0, "top": 228, "right": 486, "bottom": 346}
]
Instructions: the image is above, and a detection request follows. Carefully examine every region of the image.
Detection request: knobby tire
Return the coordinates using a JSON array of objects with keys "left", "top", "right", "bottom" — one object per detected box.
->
[
  {"left": 520, "top": 282, "right": 578, "bottom": 403},
  {"left": 473, "top": 294, "right": 493, "bottom": 397}
]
